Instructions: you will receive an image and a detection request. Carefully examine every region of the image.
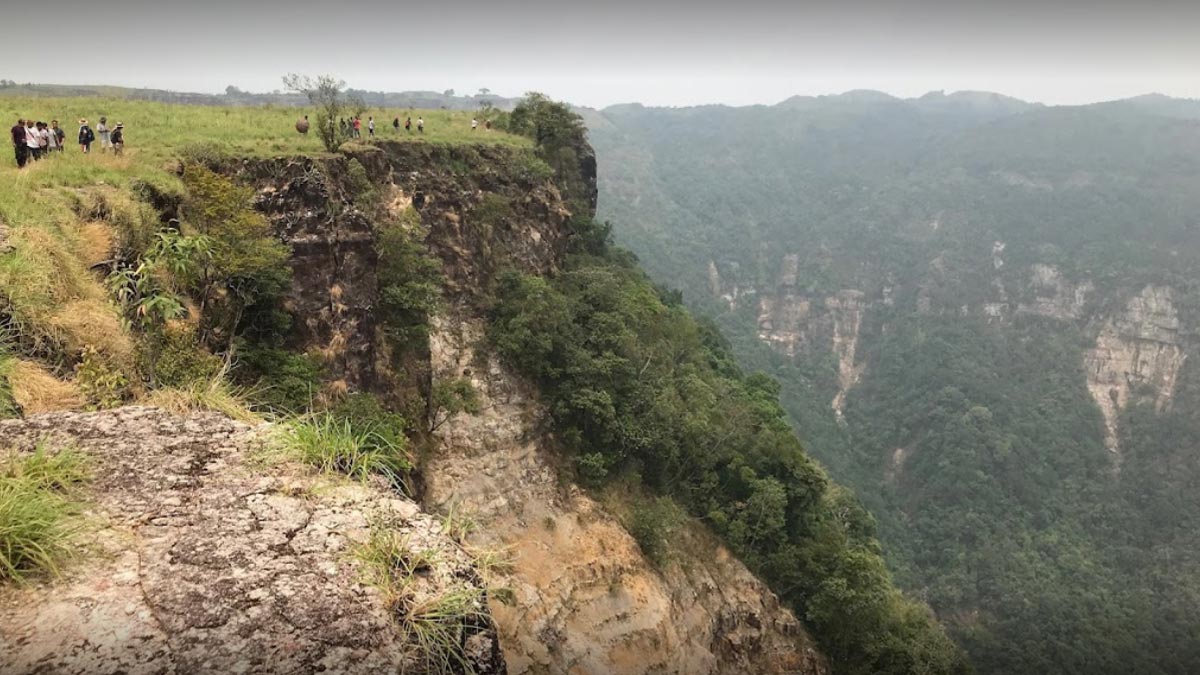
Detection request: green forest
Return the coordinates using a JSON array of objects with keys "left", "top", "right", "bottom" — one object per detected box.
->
[{"left": 588, "top": 92, "right": 1200, "bottom": 673}]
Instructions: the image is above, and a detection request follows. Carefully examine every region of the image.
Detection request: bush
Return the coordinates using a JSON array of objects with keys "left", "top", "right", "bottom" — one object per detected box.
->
[
  {"left": 150, "top": 325, "right": 223, "bottom": 388},
  {"left": 0, "top": 444, "right": 89, "bottom": 583},
  {"left": 377, "top": 215, "right": 441, "bottom": 355},
  {"left": 75, "top": 348, "right": 131, "bottom": 410},
  {"left": 234, "top": 345, "right": 320, "bottom": 413},
  {"left": 627, "top": 496, "right": 682, "bottom": 568}
]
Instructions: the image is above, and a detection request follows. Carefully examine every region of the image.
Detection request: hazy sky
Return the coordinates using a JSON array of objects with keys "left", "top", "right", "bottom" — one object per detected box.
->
[{"left": 3, "top": 0, "right": 1198, "bottom": 107}]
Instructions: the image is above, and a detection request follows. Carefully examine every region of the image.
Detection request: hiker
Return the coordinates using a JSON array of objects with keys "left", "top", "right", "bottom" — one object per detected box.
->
[
  {"left": 404, "top": 116, "right": 412, "bottom": 133},
  {"left": 393, "top": 116, "right": 400, "bottom": 132},
  {"left": 38, "top": 122, "right": 54, "bottom": 154},
  {"left": 11, "top": 118, "right": 28, "bottom": 168},
  {"left": 352, "top": 117, "right": 361, "bottom": 138},
  {"left": 78, "top": 119, "right": 95, "bottom": 153},
  {"left": 368, "top": 116, "right": 375, "bottom": 137},
  {"left": 110, "top": 123, "right": 125, "bottom": 155},
  {"left": 26, "top": 120, "right": 41, "bottom": 160},
  {"left": 339, "top": 117, "right": 347, "bottom": 135},
  {"left": 96, "top": 116, "right": 110, "bottom": 152},
  {"left": 471, "top": 117, "right": 478, "bottom": 131},
  {"left": 485, "top": 119, "right": 492, "bottom": 131},
  {"left": 50, "top": 120, "right": 65, "bottom": 151},
  {"left": 417, "top": 116, "right": 424, "bottom": 133}
]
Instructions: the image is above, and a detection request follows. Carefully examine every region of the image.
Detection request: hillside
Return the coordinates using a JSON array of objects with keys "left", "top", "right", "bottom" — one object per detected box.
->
[
  {"left": 588, "top": 91, "right": 1200, "bottom": 673},
  {"left": 0, "top": 92, "right": 967, "bottom": 673}
]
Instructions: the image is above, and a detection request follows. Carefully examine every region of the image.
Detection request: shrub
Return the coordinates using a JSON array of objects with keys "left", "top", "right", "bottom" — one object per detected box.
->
[
  {"left": 234, "top": 345, "right": 320, "bottom": 414},
  {"left": 150, "top": 326, "right": 224, "bottom": 388},
  {"left": 75, "top": 348, "right": 130, "bottom": 410},
  {"left": 627, "top": 496, "right": 682, "bottom": 568},
  {"left": 377, "top": 217, "right": 441, "bottom": 355},
  {"left": 429, "top": 378, "right": 481, "bottom": 432},
  {"left": 0, "top": 445, "right": 89, "bottom": 583}
]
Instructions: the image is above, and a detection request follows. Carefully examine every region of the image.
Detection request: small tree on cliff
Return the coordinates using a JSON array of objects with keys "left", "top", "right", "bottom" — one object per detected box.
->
[{"left": 282, "top": 74, "right": 363, "bottom": 152}]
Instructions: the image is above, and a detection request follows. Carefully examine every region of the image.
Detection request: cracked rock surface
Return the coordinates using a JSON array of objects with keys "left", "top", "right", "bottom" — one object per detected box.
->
[{"left": 0, "top": 407, "right": 504, "bottom": 675}]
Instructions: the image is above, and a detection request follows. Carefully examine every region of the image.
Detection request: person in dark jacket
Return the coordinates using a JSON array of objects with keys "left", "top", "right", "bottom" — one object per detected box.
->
[
  {"left": 11, "top": 118, "right": 28, "bottom": 168},
  {"left": 110, "top": 123, "right": 125, "bottom": 156},
  {"left": 393, "top": 116, "right": 400, "bottom": 132},
  {"left": 78, "top": 119, "right": 95, "bottom": 153}
]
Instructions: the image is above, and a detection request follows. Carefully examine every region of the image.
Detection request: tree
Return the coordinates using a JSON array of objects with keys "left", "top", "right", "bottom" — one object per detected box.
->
[
  {"left": 443, "top": 89, "right": 455, "bottom": 97},
  {"left": 477, "top": 87, "right": 491, "bottom": 96},
  {"left": 281, "top": 73, "right": 357, "bottom": 152}
]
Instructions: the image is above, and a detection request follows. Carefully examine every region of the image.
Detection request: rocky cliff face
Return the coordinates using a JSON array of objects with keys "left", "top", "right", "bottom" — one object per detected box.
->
[
  {"left": 0, "top": 407, "right": 504, "bottom": 674},
  {"left": 423, "top": 313, "right": 827, "bottom": 675},
  {"left": 726, "top": 252, "right": 1190, "bottom": 455},
  {"left": 1084, "top": 285, "right": 1188, "bottom": 454},
  {"left": 230, "top": 141, "right": 826, "bottom": 673}
]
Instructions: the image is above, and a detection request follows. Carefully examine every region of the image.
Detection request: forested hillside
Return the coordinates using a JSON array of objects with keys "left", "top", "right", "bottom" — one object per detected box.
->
[{"left": 588, "top": 91, "right": 1200, "bottom": 674}]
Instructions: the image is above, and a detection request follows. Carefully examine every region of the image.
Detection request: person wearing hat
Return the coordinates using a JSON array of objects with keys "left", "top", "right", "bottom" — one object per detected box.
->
[
  {"left": 110, "top": 123, "right": 125, "bottom": 156},
  {"left": 78, "top": 119, "right": 95, "bottom": 153}
]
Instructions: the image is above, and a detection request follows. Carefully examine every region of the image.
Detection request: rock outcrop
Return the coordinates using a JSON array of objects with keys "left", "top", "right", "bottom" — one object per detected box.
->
[
  {"left": 1084, "top": 285, "right": 1187, "bottom": 455},
  {"left": 0, "top": 407, "right": 504, "bottom": 674},
  {"left": 422, "top": 313, "right": 828, "bottom": 675}
]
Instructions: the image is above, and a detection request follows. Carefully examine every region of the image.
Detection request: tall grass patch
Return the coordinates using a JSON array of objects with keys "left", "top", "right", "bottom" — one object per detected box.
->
[{"left": 0, "top": 444, "right": 90, "bottom": 583}]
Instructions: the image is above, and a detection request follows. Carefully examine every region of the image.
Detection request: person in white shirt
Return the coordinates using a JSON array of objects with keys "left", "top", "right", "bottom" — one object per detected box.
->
[
  {"left": 471, "top": 118, "right": 478, "bottom": 131},
  {"left": 25, "top": 120, "right": 40, "bottom": 160},
  {"left": 417, "top": 117, "right": 424, "bottom": 133},
  {"left": 96, "top": 117, "right": 110, "bottom": 151},
  {"left": 368, "top": 116, "right": 375, "bottom": 137}
]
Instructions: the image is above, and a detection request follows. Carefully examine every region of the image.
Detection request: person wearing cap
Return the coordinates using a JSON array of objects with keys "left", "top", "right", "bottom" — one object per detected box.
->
[
  {"left": 78, "top": 119, "right": 95, "bottom": 153},
  {"left": 96, "top": 116, "right": 111, "bottom": 152},
  {"left": 110, "top": 123, "right": 125, "bottom": 156},
  {"left": 11, "top": 118, "right": 28, "bottom": 168}
]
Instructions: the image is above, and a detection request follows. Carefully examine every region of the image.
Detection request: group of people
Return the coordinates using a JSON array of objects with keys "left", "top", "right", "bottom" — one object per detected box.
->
[{"left": 10, "top": 115, "right": 124, "bottom": 168}]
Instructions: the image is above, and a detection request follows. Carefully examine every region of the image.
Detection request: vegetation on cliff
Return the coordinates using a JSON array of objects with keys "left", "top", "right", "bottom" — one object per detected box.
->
[{"left": 589, "top": 93, "right": 1200, "bottom": 674}]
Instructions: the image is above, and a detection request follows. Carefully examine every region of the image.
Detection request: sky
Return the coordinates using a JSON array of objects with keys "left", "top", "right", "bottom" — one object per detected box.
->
[{"left": 3, "top": 0, "right": 1198, "bottom": 108}]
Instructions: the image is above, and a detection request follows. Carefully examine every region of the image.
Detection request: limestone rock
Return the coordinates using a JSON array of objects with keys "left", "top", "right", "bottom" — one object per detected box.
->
[{"left": 0, "top": 407, "right": 505, "bottom": 675}]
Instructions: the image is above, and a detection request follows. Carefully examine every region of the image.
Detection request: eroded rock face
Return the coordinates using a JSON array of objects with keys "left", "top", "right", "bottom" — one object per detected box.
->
[
  {"left": 1016, "top": 263, "right": 1093, "bottom": 320},
  {"left": 0, "top": 407, "right": 504, "bottom": 675},
  {"left": 1084, "top": 286, "right": 1187, "bottom": 454},
  {"left": 422, "top": 313, "right": 828, "bottom": 675},
  {"left": 230, "top": 142, "right": 577, "bottom": 396}
]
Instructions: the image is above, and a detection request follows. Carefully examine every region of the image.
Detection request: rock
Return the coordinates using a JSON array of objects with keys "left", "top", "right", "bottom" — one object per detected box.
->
[
  {"left": 424, "top": 313, "right": 828, "bottom": 675},
  {"left": 0, "top": 407, "right": 505, "bottom": 675}
]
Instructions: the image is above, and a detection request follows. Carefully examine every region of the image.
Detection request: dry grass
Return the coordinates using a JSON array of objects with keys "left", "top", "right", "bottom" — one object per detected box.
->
[
  {"left": 8, "top": 361, "right": 83, "bottom": 413},
  {"left": 47, "top": 300, "right": 134, "bottom": 366},
  {"left": 77, "top": 221, "right": 114, "bottom": 267},
  {"left": 142, "top": 372, "right": 260, "bottom": 424}
]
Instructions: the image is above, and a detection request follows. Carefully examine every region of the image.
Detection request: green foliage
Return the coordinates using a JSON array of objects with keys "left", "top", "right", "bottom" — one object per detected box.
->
[
  {"left": 376, "top": 211, "right": 441, "bottom": 354},
  {"left": 489, "top": 250, "right": 968, "bottom": 673},
  {"left": 429, "top": 378, "right": 481, "bottom": 432},
  {"left": 508, "top": 93, "right": 593, "bottom": 211},
  {"left": 282, "top": 74, "right": 355, "bottom": 153},
  {"left": 233, "top": 345, "right": 320, "bottom": 414},
  {"left": 277, "top": 412, "right": 411, "bottom": 489},
  {"left": 0, "top": 445, "right": 89, "bottom": 583},
  {"left": 626, "top": 495, "right": 682, "bottom": 567},
  {"left": 0, "top": 336, "right": 17, "bottom": 419},
  {"left": 150, "top": 326, "right": 223, "bottom": 388},
  {"left": 179, "top": 164, "right": 291, "bottom": 352},
  {"left": 74, "top": 347, "right": 130, "bottom": 410}
]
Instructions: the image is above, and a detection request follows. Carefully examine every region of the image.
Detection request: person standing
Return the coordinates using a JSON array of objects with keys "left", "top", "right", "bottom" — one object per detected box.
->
[
  {"left": 96, "top": 116, "right": 110, "bottom": 152},
  {"left": 393, "top": 116, "right": 400, "bottom": 133},
  {"left": 37, "top": 122, "right": 52, "bottom": 155},
  {"left": 51, "top": 120, "right": 65, "bottom": 151},
  {"left": 352, "top": 117, "right": 361, "bottom": 138},
  {"left": 78, "top": 119, "right": 95, "bottom": 153},
  {"left": 404, "top": 116, "right": 411, "bottom": 133},
  {"left": 417, "top": 116, "right": 424, "bottom": 133},
  {"left": 11, "top": 118, "right": 28, "bottom": 168},
  {"left": 26, "top": 120, "right": 41, "bottom": 160},
  {"left": 471, "top": 117, "right": 478, "bottom": 131},
  {"left": 110, "top": 123, "right": 124, "bottom": 156},
  {"left": 368, "top": 116, "right": 375, "bottom": 138}
]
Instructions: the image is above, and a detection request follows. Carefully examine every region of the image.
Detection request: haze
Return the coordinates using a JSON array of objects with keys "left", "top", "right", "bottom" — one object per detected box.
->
[{"left": 3, "top": 0, "right": 1198, "bottom": 107}]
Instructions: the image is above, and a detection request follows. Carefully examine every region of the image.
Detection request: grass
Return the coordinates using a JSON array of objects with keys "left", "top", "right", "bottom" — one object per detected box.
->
[
  {"left": 0, "top": 93, "right": 530, "bottom": 422},
  {"left": 0, "top": 443, "right": 90, "bottom": 583},
  {"left": 354, "top": 522, "right": 490, "bottom": 675},
  {"left": 274, "top": 412, "right": 411, "bottom": 487},
  {"left": 141, "top": 369, "right": 259, "bottom": 423}
]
